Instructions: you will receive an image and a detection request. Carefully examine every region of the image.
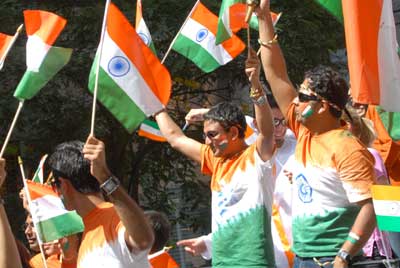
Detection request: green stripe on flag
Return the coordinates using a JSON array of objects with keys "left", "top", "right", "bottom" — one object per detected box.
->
[
  {"left": 314, "top": 0, "right": 343, "bottom": 24},
  {"left": 88, "top": 64, "right": 146, "bottom": 133},
  {"left": 172, "top": 35, "right": 221, "bottom": 73},
  {"left": 14, "top": 46, "right": 72, "bottom": 100},
  {"left": 376, "top": 215, "right": 400, "bottom": 232},
  {"left": 36, "top": 211, "right": 84, "bottom": 242},
  {"left": 143, "top": 118, "right": 160, "bottom": 130}
]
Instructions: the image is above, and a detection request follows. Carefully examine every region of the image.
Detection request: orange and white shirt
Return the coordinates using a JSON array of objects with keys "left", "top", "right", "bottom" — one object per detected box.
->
[
  {"left": 286, "top": 103, "right": 376, "bottom": 257},
  {"left": 201, "top": 143, "right": 276, "bottom": 268},
  {"left": 77, "top": 202, "right": 150, "bottom": 268}
]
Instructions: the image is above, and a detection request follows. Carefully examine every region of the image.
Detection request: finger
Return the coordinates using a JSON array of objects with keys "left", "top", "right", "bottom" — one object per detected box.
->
[{"left": 176, "top": 239, "right": 193, "bottom": 246}]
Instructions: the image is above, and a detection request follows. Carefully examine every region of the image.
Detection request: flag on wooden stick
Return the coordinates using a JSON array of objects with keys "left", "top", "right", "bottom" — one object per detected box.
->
[
  {"left": 14, "top": 10, "right": 72, "bottom": 100},
  {"left": 27, "top": 180, "right": 84, "bottom": 242},
  {"left": 171, "top": 1, "right": 245, "bottom": 73},
  {"left": 88, "top": 2, "right": 171, "bottom": 133}
]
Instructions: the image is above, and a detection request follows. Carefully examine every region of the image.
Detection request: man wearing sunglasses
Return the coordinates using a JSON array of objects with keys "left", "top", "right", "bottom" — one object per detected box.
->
[
  {"left": 155, "top": 50, "right": 276, "bottom": 268},
  {"left": 256, "top": 1, "right": 377, "bottom": 268}
]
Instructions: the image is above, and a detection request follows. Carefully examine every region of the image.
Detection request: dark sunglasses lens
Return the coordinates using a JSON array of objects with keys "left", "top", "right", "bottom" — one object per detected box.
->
[
  {"left": 274, "top": 119, "right": 286, "bottom": 126},
  {"left": 298, "top": 92, "right": 317, "bottom": 103}
]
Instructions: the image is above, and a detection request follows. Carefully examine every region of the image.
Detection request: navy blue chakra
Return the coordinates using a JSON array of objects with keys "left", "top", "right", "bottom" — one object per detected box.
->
[
  {"left": 138, "top": 32, "right": 150, "bottom": 45},
  {"left": 196, "top": 28, "right": 208, "bottom": 42},
  {"left": 108, "top": 56, "right": 130, "bottom": 77}
]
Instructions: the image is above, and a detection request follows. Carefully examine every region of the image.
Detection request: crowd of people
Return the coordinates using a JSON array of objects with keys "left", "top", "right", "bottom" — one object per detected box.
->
[{"left": 1, "top": 0, "right": 400, "bottom": 267}]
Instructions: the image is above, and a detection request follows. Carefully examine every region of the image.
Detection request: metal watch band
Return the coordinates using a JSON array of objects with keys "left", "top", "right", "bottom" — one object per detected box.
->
[
  {"left": 337, "top": 249, "right": 352, "bottom": 264},
  {"left": 100, "top": 176, "right": 120, "bottom": 196}
]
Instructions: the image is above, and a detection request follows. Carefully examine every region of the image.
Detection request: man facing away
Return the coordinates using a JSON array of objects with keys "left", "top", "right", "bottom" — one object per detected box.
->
[
  {"left": 48, "top": 136, "right": 154, "bottom": 268},
  {"left": 154, "top": 51, "right": 276, "bottom": 268},
  {"left": 256, "top": 1, "right": 377, "bottom": 267}
]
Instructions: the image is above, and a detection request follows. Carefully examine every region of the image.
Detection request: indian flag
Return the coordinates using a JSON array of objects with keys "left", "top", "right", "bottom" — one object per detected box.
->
[
  {"left": 227, "top": 3, "right": 282, "bottom": 34},
  {"left": 372, "top": 185, "right": 400, "bottom": 232},
  {"left": 32, "top": 154, "right": 48, "bottom": 184},
  {"left": 26, "top": 180, "right": 84, "bottom": 242},
  {"left": 0, "top": 33, "right": 13, "bottom": 69},
  {"left": 138, "top": 119, "right": 166, "bottom": 142},
  {"left": 171, "top": 1, "right": 245, "bottom": 73},
  {"left": 88, "top": 3, "right": 171, "bottom": 133},
  {"left": 344, "top": 0, "right": 400, "bottom": 112},
  {"left": 14, "top": 10, "right": 72, "bottom": 100},
  {"left": 215, "top": 0, "right": 243, "bottom": 44},
  {"left": 136, "top": 0, "right": 156, "bottom": 54}
]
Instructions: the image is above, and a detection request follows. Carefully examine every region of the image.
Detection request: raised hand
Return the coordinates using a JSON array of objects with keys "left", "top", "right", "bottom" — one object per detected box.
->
[
  {"left": 82, "top": 136, "right": 111, "bottom": 183},
  {"left": 176, "top": 237, "right": 207, "bottom": 256},
  {"left": 185, "top": 108, "right": 210, "bottom": 125}
]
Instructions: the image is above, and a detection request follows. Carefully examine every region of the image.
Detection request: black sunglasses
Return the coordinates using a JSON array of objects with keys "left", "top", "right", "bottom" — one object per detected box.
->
[
  {"left": 298, "top": 92, "right": 320, "bottom": 103},
  {"left": 203, "top": 131, "right": 219, "bottom": 140},
  {"left": 273, "top": 118, "right": 287, "bottom": 127}
]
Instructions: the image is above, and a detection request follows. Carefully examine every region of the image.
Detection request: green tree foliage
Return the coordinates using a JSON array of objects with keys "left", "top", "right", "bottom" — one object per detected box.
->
[{"left": 0, "top": 0, "right": 343, "bottom": 237}]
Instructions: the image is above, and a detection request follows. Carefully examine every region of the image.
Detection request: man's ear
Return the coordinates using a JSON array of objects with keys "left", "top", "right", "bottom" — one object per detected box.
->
[
  {"left": 317, "top": 101, "right": 328, "bottom": 114},
  {"left": 58, "top": 178, "right": 71, "bottom": 194},
  {"left": 230, "top": 126, "right": 240, "bottom": 140}
]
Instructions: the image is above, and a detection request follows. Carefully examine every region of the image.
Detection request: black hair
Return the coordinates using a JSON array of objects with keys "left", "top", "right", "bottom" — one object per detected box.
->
[
  {"left": 145, "top": 210, "right": 171, "bottom": 253},
  {"left": 203, "top": 102, "right": 246, "bottom": 138},
  {"left": 48, "top": 141, "right": 100, "bottom": 194},
  {"left": 304, "top": 65, "right": 348, "bottom": 118}
]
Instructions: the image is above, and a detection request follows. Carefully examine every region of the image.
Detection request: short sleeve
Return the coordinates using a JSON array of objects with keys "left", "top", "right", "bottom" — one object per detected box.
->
[
  {"left": 337, "top": 148, "right": 375, "bottom": 203},
  {"left": 116, "top": 225, "right": 150, "bottom": 264},
  {"left": 201, "top": 144, "right": 214, "bottom": 175}
]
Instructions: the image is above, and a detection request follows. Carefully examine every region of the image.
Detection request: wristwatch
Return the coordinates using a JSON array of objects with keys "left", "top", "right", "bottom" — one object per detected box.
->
[
  {"left": 100, "top": 176, "right": 120, "bottom": 196},
  {"left": 337, "top": 249, "right": 352, "bottom": 264}
]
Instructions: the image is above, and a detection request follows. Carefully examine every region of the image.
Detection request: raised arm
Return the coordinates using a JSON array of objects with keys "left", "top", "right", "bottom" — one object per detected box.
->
[
  {"left": 83, "top": 136, "right": 154, "bottom": 252},
  {"left": 246, "top": 49, "right": 275, "bottom": 161},
  {"left": 0, "top": 159, "right": 23, "bottom": 268},
  {"left": 256, "top": 0, "right": 297, "bottom": 117},
  {"left": 154, "top": 110, "right": 203, "bottom": 164}
]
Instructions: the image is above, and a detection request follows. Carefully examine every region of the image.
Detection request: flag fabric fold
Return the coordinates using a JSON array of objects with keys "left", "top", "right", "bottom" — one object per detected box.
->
[
  {"left": 215, "top": 0, "right": 243, "bottom": 44},
  {"left": 344, "top": 0, "right": 400, "bottom": 112},
  {"left": 371, "top": 185, "right": 400, "bottom": 232},
  {"left": 88, "top": 2, "right": 171, "bottom": 133},
  {"left": 32, "top": 154, "right": 48, "bottom": 183},
  {"left": 148, "top": 249, "right": 179, "bottom": 268},
  {"left": 14, "top": 10, "right": 72, "bottom": 100},
  {"left": 138, "top": 119, "right": 167, "bottom": 142},
  {"left": 136, "top": 0, "right": 156, "bottom": 54},
  {"left": 172, "top": 2, "right": 245, "bottom": 73},
  {"left": 26, "top": 180, "right": 84, "bottom": 242},
  {"left": 0, "top": 32, "right": 14, "bottom": 70}
]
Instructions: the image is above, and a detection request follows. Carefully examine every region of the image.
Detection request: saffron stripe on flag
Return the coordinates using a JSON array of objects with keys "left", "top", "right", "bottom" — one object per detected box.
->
[
  {"left": 106, "top": 3, "right": 170, "bottom": 105},
  {"left": 23, "top": 10, "right": 66, "bottom": 46},
  {"left": 371, "top": 185, "right": 400, "bottom": 201}
]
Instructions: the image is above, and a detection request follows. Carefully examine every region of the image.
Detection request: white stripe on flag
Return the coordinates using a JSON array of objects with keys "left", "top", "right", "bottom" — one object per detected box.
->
[
  {"left": 101, "top": 31, "right": 163, "bottom": 116},
  {"left": 373, "top": 199, "right": 400, "bottom": 217},
  {"left": 30, "top": 195, "right": 68, "bottom": 222},
  {"left": 378, "top": 0, "right": 400, "bottom": 111},
  {"left": 136, "top": 19, "right": 152, "bottom": 46},
  {"left": 140, "top": 123, "right": 163, "bottom": 137},
  {"left": 26, "top": 35, "right": 51, "bottom": 72},
  {"left": 181, "top": 18, "right": 233, "bottom": 65}
]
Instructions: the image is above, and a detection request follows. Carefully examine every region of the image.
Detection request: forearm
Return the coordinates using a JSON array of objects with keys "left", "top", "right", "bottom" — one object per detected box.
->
[
  {"left": 254, "top": 95, "right": 275, "bottom": 161},
  {"left": 257, "top": 9, "right": 296, "bottom": 115},
  {"left": 341, "top": 200, "right": 376, "bottom": 256},
  {"left": 108, "top": 186, "right": 154, "bottom": 251},
  {"left": 0, "top": 204, "right": 22, "bottom": 268},
  {"left": 155, "top": 111, "right": 185, "bottom": 147}
]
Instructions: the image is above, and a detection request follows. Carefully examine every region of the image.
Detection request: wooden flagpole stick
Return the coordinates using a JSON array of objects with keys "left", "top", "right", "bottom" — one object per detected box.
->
[
  {"left": 247, "top": 27, "right": 251, "bottom": 58},
  {"left": 90, "top": 0, "right": 111, "bottom": 136},
  {"left": 0, "top": 101, "right": 24, "bottom": 158},
  {"left": 0, "top": 24, "right": 23, "bottom": 70},
  {"left": 161, "top": 0, "right": 200, "bottom": 64},
  {"left": 18, "top": 157, "right": 49, "bottom": 268}
]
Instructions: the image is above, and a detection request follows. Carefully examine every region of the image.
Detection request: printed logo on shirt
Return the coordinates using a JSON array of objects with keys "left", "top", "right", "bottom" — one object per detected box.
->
[{"left": 295, "top": 174, "right": 313, "bottom": 203}]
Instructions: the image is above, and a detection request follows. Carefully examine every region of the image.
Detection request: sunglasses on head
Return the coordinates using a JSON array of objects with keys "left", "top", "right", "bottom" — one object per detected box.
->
[{"left": 298, "top": 92, "right": 321, "bottom": 103}]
